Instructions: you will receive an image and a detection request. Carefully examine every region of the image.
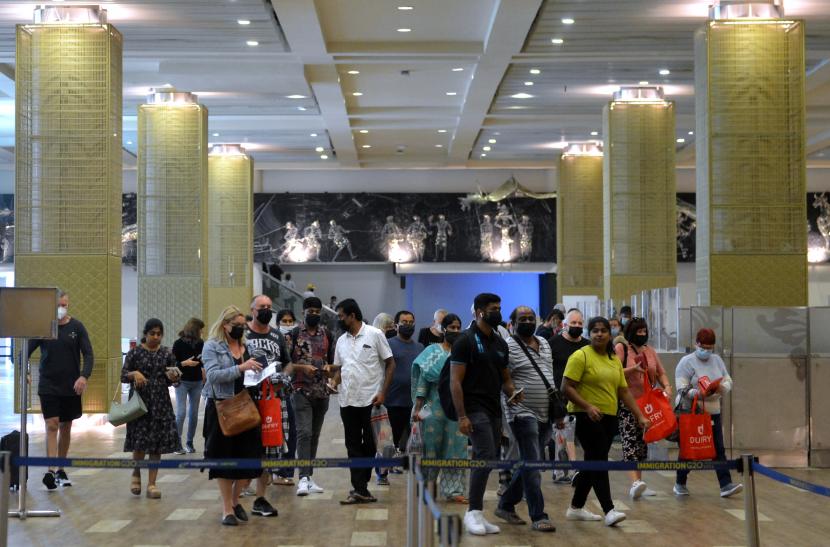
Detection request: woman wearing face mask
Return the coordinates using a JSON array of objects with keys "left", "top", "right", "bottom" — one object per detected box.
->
[
  {"left": 276, "top": 309, "right": 297, "bottom": 340},
  {"left": 202, "top": 306, "right": 265, "bottom": 526},
  {"left": 614, "top": 317, "right": 671, "bottom": 499},
  {"left": 372, "top": 312, "right": 397, "bottom": 339},
  {"left": 411, "top": 313, "right": 469, "bottom": 503},
  {"left": 561, "top": 316, "right": 650, "bottom": 527},
  {"left": 673, "top": 328, "right": 742, "bottom": 499},
  {"left": 121, "top": 318, "right": 183, "bottom": 499},
  {"left": 609, "top": 317, "right": 624, "bottom": 346}
]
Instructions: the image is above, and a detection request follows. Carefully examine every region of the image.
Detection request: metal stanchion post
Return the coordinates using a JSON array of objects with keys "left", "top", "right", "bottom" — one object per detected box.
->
[
  {"left": 742, "top": 454, "right": 760, "bottom": 547},
  {"left": 448, "top": 514, "right": 461, "bottom": 547},
  {"left": 438, "top": 514, "right": 449, "bottom": 546},
  {"left": 406, "top": 455, "right": 417, "bottom": 547},
  {"left": 418, "top": 477, "right": 435, "bottom": 547},
  {"left": 1, "top": 451, "right": 10, "bottom": 547}
]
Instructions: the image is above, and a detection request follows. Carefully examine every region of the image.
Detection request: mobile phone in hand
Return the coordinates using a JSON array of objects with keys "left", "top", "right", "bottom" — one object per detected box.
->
[{"left": 507, "top": 387, "right": 524, "bottom": 404}]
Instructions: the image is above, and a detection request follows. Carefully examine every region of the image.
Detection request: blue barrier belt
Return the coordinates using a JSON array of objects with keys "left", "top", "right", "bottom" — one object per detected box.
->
[
  {"left": 417, "top": 458, "right": 739, "bottom": 471},
  {"left": 753, "top": 462, "right": 830, "bottom": 497}
]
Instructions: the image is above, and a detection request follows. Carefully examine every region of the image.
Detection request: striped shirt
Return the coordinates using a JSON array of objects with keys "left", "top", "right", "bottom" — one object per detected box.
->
[{"left": 505, "top": 335, "right": 554, "bottom": 423}]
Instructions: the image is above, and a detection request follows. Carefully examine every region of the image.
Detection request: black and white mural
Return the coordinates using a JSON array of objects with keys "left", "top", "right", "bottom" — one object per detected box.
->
[{"left": 0, "top": 194, "right": 12, "bottom": 264}]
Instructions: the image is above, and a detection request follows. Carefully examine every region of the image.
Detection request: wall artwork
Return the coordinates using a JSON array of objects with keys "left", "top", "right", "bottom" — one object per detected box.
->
[
  {"left": 253, "top": 193, "right": 557, "bottom": 264},
  {"left": 0, "top": 194, "right": 12, "bottom": 264}
]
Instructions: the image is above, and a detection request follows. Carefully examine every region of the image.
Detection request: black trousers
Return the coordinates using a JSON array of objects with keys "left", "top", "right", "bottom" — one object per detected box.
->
[
  {"left": 571, "top": 413, "right": 618, "bottom": 514},
  {"left": 387, "top": 405, "right": 412, "bottom": 451},
  {"left": 340, "top": 405, "right": 376, "bottom": 494}
]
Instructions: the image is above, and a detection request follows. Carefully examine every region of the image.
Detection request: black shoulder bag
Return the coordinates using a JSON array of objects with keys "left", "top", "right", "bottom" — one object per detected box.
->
[{"left": 512, "top": 335, "right": 568, "bottom": 421}]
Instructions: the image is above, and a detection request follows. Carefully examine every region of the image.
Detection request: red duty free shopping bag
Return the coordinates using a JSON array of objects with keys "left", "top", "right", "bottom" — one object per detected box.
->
[
  {"left": 678, "top": 395, "right": 716, "bottom": 460},
  {"left": 258, "top": 381, "right": 284, "bottom": 448},
  {"left": 635, "top": 370, "right": 677, "bottom": 443}
]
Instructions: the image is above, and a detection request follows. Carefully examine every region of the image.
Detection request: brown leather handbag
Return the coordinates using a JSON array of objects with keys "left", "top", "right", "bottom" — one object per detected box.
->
[{"left": 215, "top": 388, "right": 261, "bottom": 437}]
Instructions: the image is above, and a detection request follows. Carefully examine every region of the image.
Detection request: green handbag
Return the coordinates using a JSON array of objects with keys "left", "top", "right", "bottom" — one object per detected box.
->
[{"left": 108, "top": 385, "right": 147, "bottom": 427}]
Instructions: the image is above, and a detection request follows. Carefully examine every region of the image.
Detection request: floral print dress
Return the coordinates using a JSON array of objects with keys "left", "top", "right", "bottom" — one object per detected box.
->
[{"left": 120, "top": 345, "right": 182, "bottom": 454}]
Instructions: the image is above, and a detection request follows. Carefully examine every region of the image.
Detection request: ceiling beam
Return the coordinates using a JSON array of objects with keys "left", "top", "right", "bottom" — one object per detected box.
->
[{"left": 447, "top": 0, "right": 544, "bottom": 166}]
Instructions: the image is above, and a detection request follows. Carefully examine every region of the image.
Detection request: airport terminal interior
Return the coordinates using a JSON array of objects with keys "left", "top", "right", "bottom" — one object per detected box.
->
[{"left": 1, "top": 0, "right": 830, "bottom": 546}]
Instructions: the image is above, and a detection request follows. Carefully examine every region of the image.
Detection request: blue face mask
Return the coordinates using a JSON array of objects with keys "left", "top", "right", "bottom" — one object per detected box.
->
[
  {"left": 621, "top": 317, "right": 630, "bottom": 326},
  {"left": 611, "top": 327, "right": 620, "bottom": 337},
  {"left": 696, "top": 348, "right": 711, "bottom": 361}
]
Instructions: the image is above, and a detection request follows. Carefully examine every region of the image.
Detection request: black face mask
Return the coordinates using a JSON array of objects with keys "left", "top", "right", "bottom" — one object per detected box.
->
[
  {"left": 229, "top": 325, "right": 245, "bottom": 340},
  {"left": 444, "top": 331, "right": 461, "bottom": 346},
  {"left": 256, "top": 308, "right": 273, "bottom": 325},
  {"left": 631, "top": 333, "right": 648, "bottom": 346},
  {"left": 483, "top": 311, "right": 502, "bottom": 328},
  {"left": 385, "top": 329, "right": 397, "bottom": 339},
  {"left": 398, "top": 325, "right": 415, "bottom": 339},
  {"left": 516, "top": 322, "right": 536, "bottom": 337},
  {"left": 337, "top": 319, "right": 348, "bottom": 331},
  {"left": 305, "top": 313, "right": 321, "bottom": 328},
  {"left": 567, "top": 326, "right": 583, "bottom": 339}
]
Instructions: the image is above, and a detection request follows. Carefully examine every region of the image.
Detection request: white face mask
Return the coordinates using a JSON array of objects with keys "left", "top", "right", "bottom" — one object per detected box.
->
[
  {"left": 279, "top": 325, "right": 294, "bottom": 335},
  {"left": 57, "top": 306, "right": 68, "bottom": 320}
]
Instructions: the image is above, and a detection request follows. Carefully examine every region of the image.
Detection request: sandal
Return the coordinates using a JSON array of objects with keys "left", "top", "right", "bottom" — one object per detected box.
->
[
  {"left": 446, "top": 495, "right": 468, "bottom": 504},
  {"left": 146, "top": 485, "right": 161, "bottom": 499},
  {"left": 531, "top": 518, "right": 556, "bottom": 532},
  {"left": 339, "top": 491, "right": 377, "bottom": 505},
  {"left": 130, "top": 475, "right": 141, "bottom": 496}
]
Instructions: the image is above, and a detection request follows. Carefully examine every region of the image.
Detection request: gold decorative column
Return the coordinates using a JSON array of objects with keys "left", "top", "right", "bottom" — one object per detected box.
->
[
  {"left": 695, "top": 1, "right": 806, "bottom": 306},
  {"left": 15, "top": 6, "right": 122, "bottom": 413},
  {"left": 137, "top": 89, "right": 208, "bottom": 337},
  {"left": 206, "top": 144, "right": 253, "bottom": 324},
  {"left": 557, "top": 143, "right": 604, "bottom": 299},
  {"left": 603, "top": 86, "right": 677, "bottom": 303}
]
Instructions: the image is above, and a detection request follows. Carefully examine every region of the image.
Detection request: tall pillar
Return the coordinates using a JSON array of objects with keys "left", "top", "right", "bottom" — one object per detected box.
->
[
  {"left": 557, "top": 143, "right": 604, "bottom": 299},
  {"left": 137, "top": 89, "right": 208, "bottom": 337},
  {"left": 695, "top": 1, "right": 806, "bottom": 306},
  {"left": 206, "top": 144, "right": 253, "bottom": 325},
  {"left": 15, "top": 6, "right": 122, "bottom": 413},
  {"left": 603, "top": 86, "right": 677, "bottom": 303}
]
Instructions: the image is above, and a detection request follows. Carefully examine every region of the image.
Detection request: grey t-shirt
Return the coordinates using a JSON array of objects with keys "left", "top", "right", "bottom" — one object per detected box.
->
[{"left": 505, "top": 335, "right": 554, "bottom": 423}]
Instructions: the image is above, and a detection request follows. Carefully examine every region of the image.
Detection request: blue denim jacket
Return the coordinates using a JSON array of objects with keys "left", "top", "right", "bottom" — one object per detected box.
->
[{"left": 201, "top": 339, "right": 242, "bottom": 400}]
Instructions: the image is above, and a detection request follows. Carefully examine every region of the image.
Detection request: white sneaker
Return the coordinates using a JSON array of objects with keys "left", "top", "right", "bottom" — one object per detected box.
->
[
  {"left": 481, "top": 516, "right": 500, "bottom": 534},
  {"left": 604, "top": 509, "right": 627, "bottom": 526},
  {"left": 643, "top": 488, "right": 657, "bottom": 497},
  {"left": 629, "top": 480, "right": 647, "bottom": 499},
  {"left": 296, "top": 476, "right": 310, "bottom": 497},
  {"left": 463, "top": 510, "right": 487, "bottom": 536},
  {"left": 565, "top": 506, "right": 602, "bottom": 521},
  {"left": 308, "top": 478, "right": 324, "bottom": 493}
]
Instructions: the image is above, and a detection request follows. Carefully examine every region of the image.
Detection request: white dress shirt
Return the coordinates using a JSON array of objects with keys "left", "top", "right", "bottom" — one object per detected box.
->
[{"left": 334, "top": 323, "right": 393, "bottom": 408}]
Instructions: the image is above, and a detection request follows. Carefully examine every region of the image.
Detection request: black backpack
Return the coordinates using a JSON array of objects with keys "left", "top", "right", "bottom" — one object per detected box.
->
[
  {"left": 0, "top": 430, "right": 28, "bottom": 490},
  {"left": 437, "top": 330, "right": 479, "bottom": 422}
]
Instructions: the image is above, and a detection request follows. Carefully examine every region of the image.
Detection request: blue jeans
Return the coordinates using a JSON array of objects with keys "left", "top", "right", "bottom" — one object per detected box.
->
[
  {"left": 468, "top": 411, "right": 501, "bottom": 511},
  {"left": 175, "top": 380, "right": 202, "bottom": 446},
  {"left": 498, "top": 416, "right": 552, "bottom": 522},
  {"left": 676, "top": 413, "right": 732, "bottom": 488}
]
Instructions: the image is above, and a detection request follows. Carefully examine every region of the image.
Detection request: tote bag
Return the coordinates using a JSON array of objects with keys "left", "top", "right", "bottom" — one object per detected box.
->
[
  {"left": 635, "top": 370, "right": 677, "bottom": 443},
  {"left": 216, "top": 388, "right": 261, "bottom": 437},
  {"left": 370, "top": 404, "right": 396, "bottom": 458},
  {"left": 258, "top": 381, "right": 284, "bottom": 448},
  {"left": 108, "top": 387, "right": 147, "bottom": 427},
  {"left": 678, "top": 395, "right": 716, "bottom": 460}
]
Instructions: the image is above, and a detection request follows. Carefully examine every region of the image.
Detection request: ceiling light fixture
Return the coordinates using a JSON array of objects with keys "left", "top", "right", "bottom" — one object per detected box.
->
[
  {"left": 362, "top": 145, "right": 372, "bottom": 148},
  {"left": 590, "top": 131, "right": 598, "bottom": 136},
  {"left": 524, "top": 81, "right": 534, "bottom": 86},
  {"left": 452, "top": 67, "right": 464, "bottom": 72},
  {"left": 438, "top": 129, "right": 447, "bottom": 133},
  {"left": 483, "top": 146, "right": 491, "bottom": 151},
  {"left": 446, "top": 92, "right": 457, "bottom": 96},
  {"left": 359, "top": 129, "right": 369, "bottom": 134},
  {"left": 352, "top": 92, "right": 363, "bottom": 96},
  {"left": 212, "top": 132, "right": 220, "bottom": 137},
  {"left": 398, "top": 5, "right": 414, "bottom": 10},
  {"left": 286, "top": 94, "right": 307, "bottom": 99},
  {"left": 315, "top": 147, "right": 324, "bottom": 152},
  {"left": 688, "top": 131, "right": 694, "bottom": 135},
  {"left": 435, "top": 144, "right": 443, "bottom": 148},
  {"left": 237, "top": 19, "right": 250, "bottom": 25},
  {"left": 529, "top": 68, "right": 541, "bottom": 75},
  {"left": 488, "top": 139, "right": 497, "bottom": 144},
  {"left": 659, "top": 68, "right": 671, "bottom": 76},
  {"left": 397, "top": 28, "right": 412, "bottom": 33},
  {"left": 562, "top": 17, "right": 575, "bottom": 24},
  {"left": 347, "top": 70, "right": 360, "bottom": 75},
  {"left": 676, "top": 138, "right": 686, "bottom": 143},
  {"left": 511, "top": 92, "right": 533, "bottom": 99},
  {"left": 297, "top": 106, "right": 307, "bottom": 111},
  {"left": 320, "top": 154, "right": 328, "bottom": 159},
  {"left": 126, "top": 141, "right": 132, "bottom": 145},
  {"left": 480, "top": 153, "right": 487, "bottom": 157},
  {"left": 639, "top": 80, "right": 649, "bottom": 85},
  {"left": 246, "top": 40, "right": 259, "bottom": 46},
  {"left": 551, "top": 38, "right": 564, "bottom": 44},
  {"left": 310, "top": 133, "right": 318, "bottom": 137}
]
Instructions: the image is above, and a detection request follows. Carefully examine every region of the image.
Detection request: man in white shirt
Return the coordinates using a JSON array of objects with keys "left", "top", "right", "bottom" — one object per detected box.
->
[{"left": 325, "top": 298, "right": 396, "bottom": 504}]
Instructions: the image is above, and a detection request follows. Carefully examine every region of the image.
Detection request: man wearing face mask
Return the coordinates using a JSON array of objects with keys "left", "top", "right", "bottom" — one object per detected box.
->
[
  {"left": 377, "top": 310, "right": 424, "bottom": 485},
  {"left": 28, "top": 290, "right": 93, "bottom": 490},
  {"left": 289, "top": 297, "right": 335, "bottom": 496},
  {"left": 245, "top": 295, "right": 289, "bottom": 516}
]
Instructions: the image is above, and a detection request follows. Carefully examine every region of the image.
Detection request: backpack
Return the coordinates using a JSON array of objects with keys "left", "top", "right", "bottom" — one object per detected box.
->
[
  {"left": 0, "top": 430, "right": 28, "bottom": 490},
  {"left": 437, "top": 330, "right": 479, "bottom": 422}
]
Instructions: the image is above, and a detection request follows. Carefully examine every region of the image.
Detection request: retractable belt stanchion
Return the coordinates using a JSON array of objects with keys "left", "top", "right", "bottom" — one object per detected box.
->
[
  {"left": 742, "top": 454, "right": 760, "bottom": 547},
  {"left": 406, "top": 455, "right": 417, "bottom": 547},
  {"left": 1, "top": 451, "right": 10, "bottom": 547}
]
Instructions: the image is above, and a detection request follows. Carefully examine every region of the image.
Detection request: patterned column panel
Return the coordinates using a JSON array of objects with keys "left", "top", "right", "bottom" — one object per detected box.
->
[
  {"left": 206, "top": 149, "right": 253, "bottom": 324},
  {"left": 14, "top": 14, "right": 122, "bottom": 413},
  {"left": 603, "top": 95, "right": 677, "bottom": 303},
  {"left": 557, "top": 152, "right": 604, "bottom": 298},
  {"left": 695, "top": 19, "right": 806, "bottom": 306},
  {"left": 137, "top": 98, "right": 208, "bottom": 338}
]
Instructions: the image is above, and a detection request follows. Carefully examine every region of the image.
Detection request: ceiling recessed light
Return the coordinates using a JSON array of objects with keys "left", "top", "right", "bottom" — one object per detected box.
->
[
  {"left": 212, "top": 132, "right": 220, "bottom": 137},
  {"left": 590, "top": 131, "right": 599, "bottom": 136},
  {"left": 659, "top": 68, "right": 671, "bottom": 76},
  {"left": 297, "top": 106, "right": 307, "bottom": 111},
  {"left": 551, "top": 38, "right": 564, "bottom": 44},
  {"left": 315, "top": 147, "right": 324, "bottom": 152},
  {"left": 320, "top": 154, "right": 328, "bottom": 159},
  {"left": 310, "top": 133, "right": 318, "bottom": 137},
  {"left": 246, "top": 40, "right": 259, "bottom": 46},
  {"left": 126, "top": 141, "right": 133, "bottom": 145},
  {"left": 359, "top": 129, "right": 369, "bottom": 134},
  {"left": 237, "top": 19, "right": 250, "bottom": 25},
  {"left": 347, "top": 70, "right": 360, "bottom": 75},
  {"left": 529, "top": 68, "right": 541, "bottom": 75},
  {"left": 676, "top": 138, "right": 686, "bottom": 143},
  {"left": 488, "top": 139, "right": 497, "bottom": 144},
  {"left": 480, "top": 153, "right": 487, "bottom": 157},
  {"left": 688, "top": 131, "right": 694, "bottom": 135},
  {"left": 397, "top": 28, "right": 412, "bottom": 33},
  {"left": 438, "top": 129, "right": 447, "bottom": 133},
  {"left": 562, "top": 17, "right": 575, "bottom": 24},
  {"left": 352, "top": 92, "right": 363, "bottom": 96},
  {"left": 446, "top": 92, "right": 457, "bottom": 96},
  {"left": 483, "top": 146, "right": 491, "bottom": 151},
  {"left": 639, "top": 80, "right": 649, "bottom": 85},
  {"left": 511, "top": 92, "right": 533, "bottom": 99},
  {"left": 435, "top": 144, "right": 443, "bottom": 148},
  {"left": 524, "top": 81, "right": 534, "bottom": 86},
  {"left": 286, "top": 94, "right": 307, "bottom": 99},
  {"left": 362, "top": 145, "right": 372, "bottom": 149},
  {"left": 452, "top": 67, "right": 464, "bottom": 72},
  {"left": 397, "top": 5, "right": 414, "bottom": 10}
]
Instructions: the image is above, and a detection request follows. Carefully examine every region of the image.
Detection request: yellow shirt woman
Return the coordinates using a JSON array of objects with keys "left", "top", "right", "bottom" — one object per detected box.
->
[{"left": 563, "top": 345, "right": 627, "bottom": 416}]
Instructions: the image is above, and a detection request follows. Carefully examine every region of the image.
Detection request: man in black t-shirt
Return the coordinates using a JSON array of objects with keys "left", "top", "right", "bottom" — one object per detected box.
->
[
  {"left": 450, "top": 292, "right": 521, "bottom": 537},
  {"left": 28, "top": 291, "right": 93, "bottom": 490}
]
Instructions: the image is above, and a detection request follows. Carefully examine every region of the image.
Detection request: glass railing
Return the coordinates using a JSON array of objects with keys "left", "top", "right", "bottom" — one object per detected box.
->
[{"left": 261, "top": 271, "right": 340, "bottom": 335}]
